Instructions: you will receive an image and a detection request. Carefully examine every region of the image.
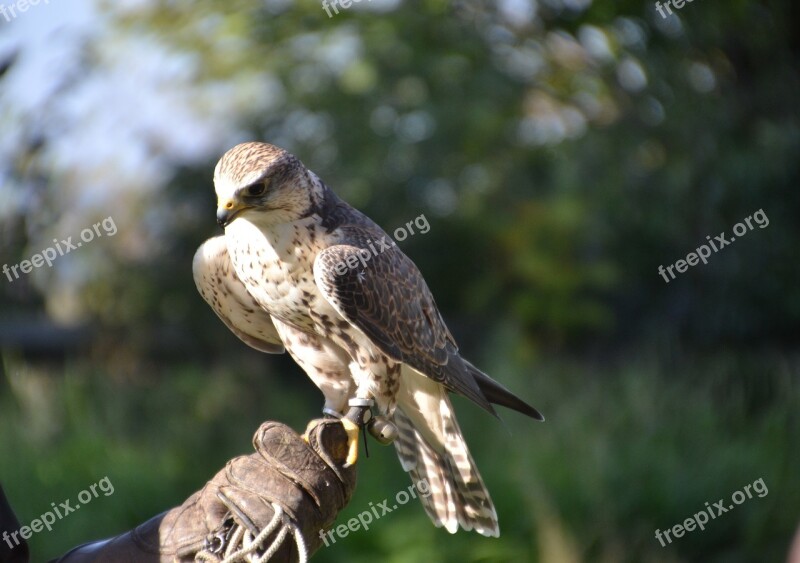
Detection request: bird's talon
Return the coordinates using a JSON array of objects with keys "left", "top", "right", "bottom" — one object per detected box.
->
[
  {"left": 302, "top": 419, "right": 323, "bottom": 440},
  {"left": 341, "top": 417, "right": 361, "bottom": 467}
]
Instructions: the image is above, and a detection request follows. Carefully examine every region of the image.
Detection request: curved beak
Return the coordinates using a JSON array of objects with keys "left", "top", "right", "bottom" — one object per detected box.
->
[{"left": 216, "top": 199, "right": 246, "bottom": 228}]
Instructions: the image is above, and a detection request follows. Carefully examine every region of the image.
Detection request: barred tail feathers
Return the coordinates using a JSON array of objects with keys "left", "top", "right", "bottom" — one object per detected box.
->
[{"left": 393, "top": 369, "right": 499, "bottom": 536}]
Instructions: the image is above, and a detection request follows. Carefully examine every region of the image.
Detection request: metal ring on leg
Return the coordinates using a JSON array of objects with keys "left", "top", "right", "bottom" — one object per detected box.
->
[
  {"left": 347, "top": 398, "right": 374, "bottom": 408},
  {"left": 322, "top": 407, "right": 342, "bottom": 418}
]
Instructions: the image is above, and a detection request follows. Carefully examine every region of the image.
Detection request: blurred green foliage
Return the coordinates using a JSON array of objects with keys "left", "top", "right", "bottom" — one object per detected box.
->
[
  {"left": 1, "top": 348, "right": 797, "bottom": 561},
  {"left": 0, "top": 0, "right": 798, "bottom": 561}
]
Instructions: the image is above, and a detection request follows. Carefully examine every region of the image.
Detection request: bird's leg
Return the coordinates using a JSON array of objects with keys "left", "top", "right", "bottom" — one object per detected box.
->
[
  {"left": 301, "top": 406, "right": 345, "bottom": 444},
  {"left": 341, "top": 398, "right": 373, "bottom": 467}
]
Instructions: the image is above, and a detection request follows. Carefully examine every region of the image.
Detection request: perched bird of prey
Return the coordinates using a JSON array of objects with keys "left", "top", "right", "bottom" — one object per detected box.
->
[{"left": 193, "top": 142, "right": 543, "bottom": 537}]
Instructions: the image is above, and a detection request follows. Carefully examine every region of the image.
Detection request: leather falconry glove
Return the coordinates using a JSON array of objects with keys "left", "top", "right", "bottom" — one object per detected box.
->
[{"left": 48, "top": 418, "right": 356, "bottom": 563}]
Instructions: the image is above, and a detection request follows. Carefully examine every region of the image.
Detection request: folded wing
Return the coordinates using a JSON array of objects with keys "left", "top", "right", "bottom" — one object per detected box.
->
[{"left": 193, "top": 235, "right": 285, "bottom": 354}]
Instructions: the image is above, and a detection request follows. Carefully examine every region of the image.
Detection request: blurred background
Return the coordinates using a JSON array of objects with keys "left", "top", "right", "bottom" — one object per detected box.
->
[{"left": 1, "top": 0, "right": 798, "bottom": 561}]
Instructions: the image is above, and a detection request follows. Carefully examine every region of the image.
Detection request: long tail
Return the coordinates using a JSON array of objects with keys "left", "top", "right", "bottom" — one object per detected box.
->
[
  {"left": 464, "top": 359, "right": 544, "bottom": 421},
  {"left": 393, "top": 370, "right": 499, "bottom": 536}
]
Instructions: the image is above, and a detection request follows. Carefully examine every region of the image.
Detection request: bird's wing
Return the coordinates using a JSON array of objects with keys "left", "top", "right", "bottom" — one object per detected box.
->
[
  {"left": 193, "top": 236, "right": 285, "bottom": 354},
  {"left": 313, "top": 239, "right": 495, "bottom": 415}
]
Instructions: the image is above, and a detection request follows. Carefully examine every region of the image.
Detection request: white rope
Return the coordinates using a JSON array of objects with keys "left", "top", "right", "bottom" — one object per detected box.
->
[
  {"left": 196, "top": 503, "right": 308, "bottom": 563},
  {"left": 288, "top": 517, "right": 309, "bottom": 563}
]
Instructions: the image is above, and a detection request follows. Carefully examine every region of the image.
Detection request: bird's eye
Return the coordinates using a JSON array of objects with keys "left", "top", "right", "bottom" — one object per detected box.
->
[{"left": 246, "top": 183, "right": 266, "bottom": 197}]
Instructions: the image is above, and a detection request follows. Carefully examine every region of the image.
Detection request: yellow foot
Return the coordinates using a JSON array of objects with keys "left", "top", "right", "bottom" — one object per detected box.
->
[
  {"left": 341, "top": 417, "right": 361, "bottom": 467},
  {"left": 301, "top": 419, "right": 321, "bottom": 444}
]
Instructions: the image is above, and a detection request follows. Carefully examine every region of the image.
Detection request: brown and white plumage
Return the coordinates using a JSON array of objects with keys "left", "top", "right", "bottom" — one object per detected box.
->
[
  {"left": 192, "top": 235, "right": 284, "bottom": 354},
  {"left": 193, "top": 141, "right": 544, "bottom": 537}
]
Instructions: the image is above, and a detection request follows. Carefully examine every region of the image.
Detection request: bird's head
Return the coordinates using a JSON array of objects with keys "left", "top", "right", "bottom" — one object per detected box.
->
[{"left": 213, "top": 142, "right": 319, "bottom": 229}]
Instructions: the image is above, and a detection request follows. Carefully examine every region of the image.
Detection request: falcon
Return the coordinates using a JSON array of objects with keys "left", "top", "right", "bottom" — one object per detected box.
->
[{"left": 193, "top": 142, "right": 544, "bottom": 537}]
